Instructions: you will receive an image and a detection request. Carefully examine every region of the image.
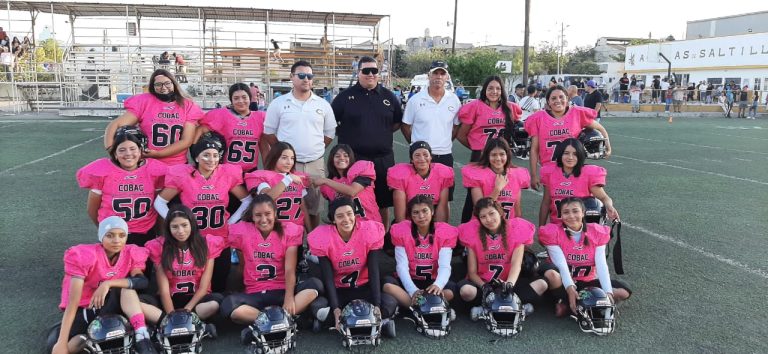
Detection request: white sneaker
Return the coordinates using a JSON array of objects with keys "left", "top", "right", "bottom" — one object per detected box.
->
[
  {"left": 449, "top": 308, "right": 457, "bottom": 321},
  {"left": 470, "top": 306, "right": 484, "bottom": 321},
  {"left": 522, "top": 303, "right": 534, "bottom": 316}
]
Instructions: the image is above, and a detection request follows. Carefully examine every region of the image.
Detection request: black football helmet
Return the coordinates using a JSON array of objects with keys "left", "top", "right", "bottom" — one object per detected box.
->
[
  {"left": 84, "top": 314, "right": 134, "bottom": 354},
  {"left": 155, "top": 310, "right": 206, "bottom": 354},
  {"left": 520, "top": 250, "right": 540, "bottom": 279},
  {"left": 189, "top": 132, "right": 225, "bottom": 162},
  {"left": 509, "top": 121, "right": 531, "bottom": 159},
  {"left": 410, "top": 293, "right": 452, "bottom": 338},
  {"left": 244, "top": 306, "right": 297, "bottom": 354},
  {"left": 578, "top": 129, "right": 607, "bottom": 159},
  {"left": 338, "top": 299, "right": 382, "bottom": 348},
  {"left": 481, "top": 280, "right": 526, "bottom": 337},
  {"left": 582, "top": 197, "right": 607, "bottom": 225},
  {"left": 574, "top": 287, "right": 616, "bottom": 335},
  {"left": 115, "top": 125, "right": 148, "bottom": 151}
]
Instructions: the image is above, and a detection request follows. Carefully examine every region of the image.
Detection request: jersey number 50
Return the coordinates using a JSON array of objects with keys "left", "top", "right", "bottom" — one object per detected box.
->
[{"left": 112, "top": 197, "right": 152, "bottom": 221}]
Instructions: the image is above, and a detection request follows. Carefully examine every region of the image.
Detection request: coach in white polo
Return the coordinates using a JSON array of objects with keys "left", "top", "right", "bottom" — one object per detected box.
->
[
  {"left": 263, "top": 60, "right": 336, "bottom": 229},
  {"left": 401, "top": 60, "right": 461, "bottom": 200}
]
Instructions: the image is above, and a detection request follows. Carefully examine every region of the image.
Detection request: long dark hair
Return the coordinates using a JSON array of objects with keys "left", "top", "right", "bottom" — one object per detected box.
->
[
  {"left": 161, "top": 205, "right": 208, "bottom": 271},
  {"left": 240, "top": 193, "right": 284, "bottom": 238},
  {"left": 544, "top": 84, "right": 569, "bottom": 116},
  {"left": 228, "top": 82, "right": 252, "bottom": 102},
  {"left": 407, "top": 195, "right": 436, "bottom": 244},
  {"left": 148, "top": 69, "right": 186, "bottom": 107},
  {"left": 553, "top": 138, "right": 587, "bottom": 177},
  {"left": 264, "top": 141, "right": 296, "bottom": 172},
  {"left": 473, "top": 197, "right": 508, "bottom": 251},
  {"left": 474, "top": 138, "right": 517, "bottom": 170},
  {"left": 327, "top": 144, "right": 356, "bottom": 179},
  {"left": 479, "top": 76, "right": 515, "bottom": 143}
]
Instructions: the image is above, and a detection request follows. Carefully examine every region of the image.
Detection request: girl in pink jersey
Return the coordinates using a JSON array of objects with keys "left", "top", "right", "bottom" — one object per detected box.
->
[
  {"left": 524, "top": 85, "right": 611, "bottom": 190},
  {"left": 104, "top": 69, "right": 203, "bottom": 166},
  {"left": 197, "top": 83, "right": 270, "bottom": 173},
  {"left": 387, "top": 141, "right": 454, "bottom": 223},
  {"left": 154, "top": 134, "right": 251, "bottom": 293},
  {"left": 539, "top": 138, "right": 619, "bottom": 226},
  {"left": 313, "top": 144, "right": 382, "bottom": 223},
  {"left": 383, "top": 195, "right": 459, "bottom": 309},
  {"left": 244, "top": 142, "right": 310, "bottom": 230},
  {"left": 49, "top": 217, "right": 155, "bottom": 354},
  {"left": 460, "top": 138, "right": 530, "bottom": 222},
  {"left": 539, "top": 197, "right": 631, "bottom": 316},
  {"left": 77, "top": 126, "right": 167, "bottom": 246},
  {"left": 221, "top": 194, "right": 322, "bottom": 343},
  {"left": 307, "top": 197, "right": 398, "bottom": 336},
  {"left": 457, "top": 198, "right": 549, "bottom": 319},
  {"left": 140, "top": 206, "right": 224, "bottom": 336}
]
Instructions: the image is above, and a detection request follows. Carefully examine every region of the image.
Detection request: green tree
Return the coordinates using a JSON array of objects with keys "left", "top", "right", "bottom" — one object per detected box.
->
[
  {"left": 402, "top": 50, "right": 445, "bottom": 78},
  {"left": 446, "top": 48, "right": 504, "bottom": 87},
  {"left": 563, "top": 46, "right": 602, "bottom": 75},
  {"left": 529, "top": 42, "right": 560, "bottom": 75},
  {"left": 14, "top": 39, "right": 64, "bottom": 82},
  {"left": 391, "top": 46, "right": 407, "bottom": 77}
]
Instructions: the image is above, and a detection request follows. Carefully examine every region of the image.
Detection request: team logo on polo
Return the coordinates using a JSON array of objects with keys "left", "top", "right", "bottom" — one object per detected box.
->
[
  {"left": 383, "top": 99, "right": 391, "bottom": 106},
  {"left": 315, "top": 109, "right": 323, "bottom": 115},
  {"left": 448, "top": 106, "right": 455, "bottom": 111}
]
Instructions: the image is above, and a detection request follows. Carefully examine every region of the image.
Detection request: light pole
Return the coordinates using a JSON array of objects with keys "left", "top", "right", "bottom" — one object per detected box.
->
[
  {"left": 451, "top": 0, "right": 458, "bottom": 54},
  {"left": 556, "top": 22, "right": 569, "bottom": 75},
  {"left": 522, "top": 0, "right": 531, "bottom": 86}
]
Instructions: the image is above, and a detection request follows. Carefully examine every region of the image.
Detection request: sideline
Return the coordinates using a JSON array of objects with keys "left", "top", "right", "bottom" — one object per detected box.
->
[{"left": 0, "top": 135, "right": 104, "bottom": 175}]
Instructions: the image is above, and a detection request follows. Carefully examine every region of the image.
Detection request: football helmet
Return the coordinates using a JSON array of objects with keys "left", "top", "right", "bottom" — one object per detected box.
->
[
  {"left": 578, "top": 129, "right": 607, "bottom": 160},
  {"left": 190, "top": 132, "right": 225, "bottom": 161},
  {"left": 582, "top": 197, "right": 607, "bottom": 225},
  {"left": 481, "top": 280, "right": 526, "bottom": 337},
  {"left": 410, "top": 293, "right": 452, "bottom": 339},
  {"left": 338, "top": 299, "right": 382, "bottom": 348},
  {"left": 509, "top": 121, "right": 531, "bottom": 159},
  {"left": 155, "top": 310, "right": 206, "bottom": 354},
  {"left": 84, "top": 314, "right": 134, "bottom": 354},
  {"left": 574, "top": 287, "right": 616, "bottom": 335},
  {"left": 115, "top": 125, "right": 148, "bottom": 151},
  {"left": 244, "top": 306, "right": 297, "bottom": 354},
  {"left": 520, "top": 250, "right": 540, "bottom": 279}
]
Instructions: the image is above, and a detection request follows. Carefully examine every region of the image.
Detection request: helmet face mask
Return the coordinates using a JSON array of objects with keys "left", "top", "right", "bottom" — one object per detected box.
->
[
  {"left": 509, "top": 121, "right": 531, "bottom": 158},
  {"left": 574, "top": 287, "right": 617, "bottom": 336},
  {"left": 246, "top": 306, "right": 296, "bottom": 354},
  {"left": 481, "top": 282, "right": 525, "bottom": 337},
  {"left": 578, "top": 129, "right": 607, "bottom": 160},
  {"left": 156, "top": 310, "right": 206, "bottom": 354},
  {"left": 410, "top": 294, "right": 451, "bottom": 339},
  {"left": 581, "top": 197, "right": 607, "bottom": 225},
  {"left": 339, "top": 299, "right": 382, "bottom": 348},
  {"left": 85, "top": 315, "right": 134, "bottom": 354}
]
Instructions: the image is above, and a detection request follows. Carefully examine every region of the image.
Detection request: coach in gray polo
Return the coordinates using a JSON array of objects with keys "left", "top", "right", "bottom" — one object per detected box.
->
[{"left": 263, "top": 60, "right": 336, "bottom": 229}]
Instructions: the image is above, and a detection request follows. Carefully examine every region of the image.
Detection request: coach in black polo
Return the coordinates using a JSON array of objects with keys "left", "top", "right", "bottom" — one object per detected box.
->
[{"left": 332, "top": 55, "right": 403, "bottom": 228}]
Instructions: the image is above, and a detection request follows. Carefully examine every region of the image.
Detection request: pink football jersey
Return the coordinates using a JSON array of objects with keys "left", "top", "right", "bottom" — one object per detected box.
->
[
  {"left": 308, "top": 220, "right": 385, "bottom": 288},
  {"left": 124, "top": 93, "right": 203, "bottom": 165},
  {"left": 458, "top": 218, "right": 534, "bottom": 283},
  {"left": 229, "top": 222, "right": 304, "bottom": 293},
  {"left": 523, "top": 106, "right": 595, "bottom": 166},
  {"left": 461, "top": 164, "right": 530, "bottom": 219},
  {"left": 244, "top": 170, "right": 309, "bottom": 227},
  {"left": 145, "top": 235, "right": 225, "bottom": 295},
  {"left": 319, "top": 161, "right": 381, "bottom": 223},
  {"left": 458, "top": 100, "right": 522, "bottom": 151},
  {"left": 59, "top": 244, "right": 148, "bottom": 309},
  {"left": 539, "top": 223, "right": 610, "bottom": 282},
  {"left": 200, "top": 108, "right": 266, "bottom": 173},
  {"left": 540, "top": 164, "right": 606, "bottom": 224},
  {"left": 386, "top": 163, "right": 454, "bottom": 205},
  {"left": 77, "top": 158, "right": 167, "bottom": 234},
  {"left": 390, "top": 221, "right": 458, "bottom": 282},
  {"left": 164, "top": 164, "right": 243, "bottom": 239}
]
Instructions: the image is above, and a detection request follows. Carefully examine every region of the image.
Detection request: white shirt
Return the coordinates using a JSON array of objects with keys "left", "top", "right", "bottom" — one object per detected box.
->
[
  {"left": 660, "top": 81, "right": 670, "bottom": 90},
  {"left": 518, "top": 95, "right": 541, "bottom": 121},
  {"left": 264, "top": 91, "right": 336, "bottom": 162},
  {"left": 402, "top": 89, "right": 460, "bottom": 155}
]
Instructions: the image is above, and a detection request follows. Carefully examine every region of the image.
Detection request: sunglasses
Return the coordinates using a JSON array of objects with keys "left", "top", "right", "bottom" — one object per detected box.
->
[
  {"left": 360, "top": 67, "right": 379, "bottom": 75},
  {"left": 294, "top": 73, "right": 315, "bottom": 80}
]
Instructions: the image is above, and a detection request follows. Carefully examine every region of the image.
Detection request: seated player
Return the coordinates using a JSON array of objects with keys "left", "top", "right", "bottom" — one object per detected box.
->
[{"left": 313, "top": 144, "right": 381, "bottom": 223}]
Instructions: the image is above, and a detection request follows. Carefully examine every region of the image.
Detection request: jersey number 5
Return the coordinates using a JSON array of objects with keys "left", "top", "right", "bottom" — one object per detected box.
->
[{"left": 112, "top": 197, "right": 152, "bottom": 221}]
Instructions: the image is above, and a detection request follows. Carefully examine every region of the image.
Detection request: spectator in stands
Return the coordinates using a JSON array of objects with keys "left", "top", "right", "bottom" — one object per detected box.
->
[
  {"left": 619, "top": 73, "right": 629, "bottom": 103},
  {"left": 672, "top": 84, "right": 685, "bottom": 113},
  {"left": 583, "top": 80, "right": 603, "bottom": 121},
  {"left": 173, "top": 52, "right": 186, "bottom": 82},
  {"left": 567, "top": 85, "right": 583, "bottom": 107},
  {"left": 1, "top": 48, "right": 13, "bottom": 81},
  {"left": 270, "top": 39, "right": 284, "bottom": 63},
  {"left": 706, "top": 82, "right": 714, "bottom": 104},
  {"left": 11, "top": 37, "right": 21, "bottom": 57},
  {"left": 725, "top": 84, "right": 735, "bottom": 118},
  {"left": 22, "top": 36, "right": 32, "bottom": 51},
  {"left": 249, "top": 83, "right": 261, "bottom": 110},
  {"left": 738, "top": 85, "right": 749, "bottom": 118},
  {"left": 510, "top": 84, "right": 525, "bottom": 103},
  {"left": 629, "top": 85, "right": 641, "bottom": 113},
  {"left": 519, "top": 85, "right": 541, "bottom": 120},
  {"left": 0, "top": 32, "right": 8, "bottom": 51},
  {"left": 686, "top": 82, "right": 696, "bottom": 102},
  {"left": 392, "top": 85, "right": 402, "bottom": 104},
  {"left": 748, "top": 89, "right": 758, "bottom": 119},
  {"left": 651, "top": 76, "right": 661, "bottom": 104}
]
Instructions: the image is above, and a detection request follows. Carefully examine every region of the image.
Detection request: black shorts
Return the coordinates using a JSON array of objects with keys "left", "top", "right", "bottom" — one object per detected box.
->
[
  {"left": 382, "top": 275, "right": 457, "bottom": 295},
  {"left": 457, "top": 277, "right": 543, "bottom": 305},
  {"left": 67, "top": 288, "right": 123, "bottom": 339},
  {"left": 140, "top": 292, "right": 224, "bottom": 310},
  {"left": 355, "top": 152, "right": 395, "bottom": 208},
  {"left": 431, "top": 153, "right": 455, "bottom": 201},
  {"left": 220, "top": 277, "right": 323, "bottom": 317},
  {"left": 576, "top": 279, "right": 633, "bottom": 297},
  {"left": 128, "top": 229, "right": 156, "bottom": 247}
]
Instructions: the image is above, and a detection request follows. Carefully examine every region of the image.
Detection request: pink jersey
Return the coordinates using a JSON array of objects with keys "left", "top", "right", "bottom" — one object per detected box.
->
[
  {"left": 387, "top": 163, "right": 454, "bottom": 205},
  {"left": 540, "top": 164, "right": 606, "bottom": 224},
  {"left": 390, "top": 221, "right": 458, "bottom": 282},
  {"left": 458, "top": 100, "right": 522, "bottom": 151},
  {"left": 523, "top": 106, "right": 595, "bottom": 166},
  {"left": 229, "top": 222, "right": 304, "bottom": 293},
  {"left": 59, "top": 244, "right": 148, "bottom": 310},
  {"left": 244, "top": 170, "right": 309, "bottom": 227},
  {"left": 165, "top": 164, "right": 243, "bottom": 239},
  {"left": 539, "top": 223, "right": 610, "bottom": 282},
  {"left": 124, "top": 93, "right": 204, "bottom": 165},
  {"left": 201, "top": 108, "right": 266, "bottom": 173},
  {"left": 458, "top": 218, "right": 534, "bottom": 283},
  {"left": 461, "top": 164, "right": 530, "bottom": 219},
  {"left": 76, "top": 158, "right": 167, "bottom": 234},
  {"left": 320, "top": 161, "right": 381, "bottom": 223},
  {"left": 308, "top": 220, "right": 385, "bottom": 288},
  {"left": 145, "top": 235, "right": 224, "bottom": 296}
]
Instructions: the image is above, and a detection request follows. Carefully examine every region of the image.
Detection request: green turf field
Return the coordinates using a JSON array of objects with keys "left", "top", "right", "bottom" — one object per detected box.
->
[{"left": 1, "top": 115, "right": 766, "bottom": 353}]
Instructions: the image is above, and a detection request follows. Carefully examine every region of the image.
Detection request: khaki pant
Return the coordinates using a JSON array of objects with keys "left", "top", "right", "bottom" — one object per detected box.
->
[{"left": 294, "top": 158, "right": 326, "bottom": 216}]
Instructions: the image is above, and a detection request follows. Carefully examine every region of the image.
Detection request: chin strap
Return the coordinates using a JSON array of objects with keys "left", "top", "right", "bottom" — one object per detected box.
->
[{"left": 608, "top": 220, "right": 623, "bottom": 275}]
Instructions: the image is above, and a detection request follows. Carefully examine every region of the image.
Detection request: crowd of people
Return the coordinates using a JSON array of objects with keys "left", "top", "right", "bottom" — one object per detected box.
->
[
  {"left": 48, "top": 57, "right": 631, "bottom": 353},
  {"left": 0, "top": 27, "right": 33, "bottom": 81}
]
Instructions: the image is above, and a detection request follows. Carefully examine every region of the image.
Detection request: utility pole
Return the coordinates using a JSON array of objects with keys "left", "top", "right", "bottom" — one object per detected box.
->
[
  {"left": 557, "top": 22, "right": 565, "bottom": 75},
  {"left": 451, "top": 0, "right": 458, "bottom": 54},
  {"left": 522, "top": 0, "right": 530, "bottom": 86}
]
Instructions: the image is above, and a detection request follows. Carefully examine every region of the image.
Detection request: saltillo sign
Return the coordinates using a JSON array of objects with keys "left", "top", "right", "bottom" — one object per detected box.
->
[{"left": 625, "top": 32, "right": 768, "bottom": 71}]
